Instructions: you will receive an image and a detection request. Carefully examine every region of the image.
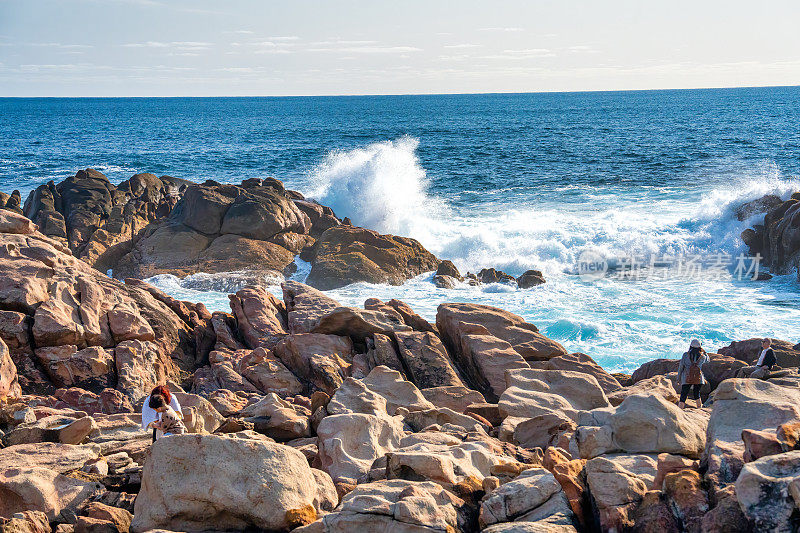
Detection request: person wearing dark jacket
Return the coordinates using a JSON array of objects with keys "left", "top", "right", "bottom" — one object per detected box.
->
[{"left": 736, "top": 338, "right": 777, "bottom": 379}]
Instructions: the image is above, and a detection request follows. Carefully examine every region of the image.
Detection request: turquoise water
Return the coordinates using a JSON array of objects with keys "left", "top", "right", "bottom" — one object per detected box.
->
[{"left": 2, "top": 88, "right": 799, "bottom": 372}]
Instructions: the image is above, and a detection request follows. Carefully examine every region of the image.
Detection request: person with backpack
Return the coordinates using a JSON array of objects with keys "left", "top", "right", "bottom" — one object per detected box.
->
[
  {"left": 736, "top": 338, "right": 777, "bottom": 379},
  {"left": 677, "top": 339, "right": 709, "bottom": 409}
]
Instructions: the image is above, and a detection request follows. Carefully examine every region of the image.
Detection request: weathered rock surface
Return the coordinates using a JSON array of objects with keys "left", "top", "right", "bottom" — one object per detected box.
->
[
  {"left": 436, "top": 303, "right": 567, "bottom": 362},
  {"left": 735, "top": 450, "right": 800, "bottom": 532},
  {"left": 499, "top": 368, "right": 610, "bottom": 423},
  {"left": 131, "top": 434, "right": 335, "bottom": 532},
  {"left": 575, "top": 394, "right": 709, "bottom": 459},
  {"left": 718, "top": 337, "right": 800, "bottom": 368},
  {"left": 739, "top": 193, "right": 800, "bottom": 277},
  {"left": 705, "top": 379, "right": 800, "bottom": 493},
  {"left": 306, "top": 226, "right": 438, "bottom": 290},
  {"left": 0, "top": 218, "right": 202, "bottom": 397},
  {"left": 294, "top": 480, "right": 467, "bottom": 533},
  {"left": 0, "top": 338, "right": 21, "bottom": 400}
]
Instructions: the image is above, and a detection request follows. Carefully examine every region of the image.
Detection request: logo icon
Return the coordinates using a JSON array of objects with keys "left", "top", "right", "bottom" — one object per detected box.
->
[{"left": 577, "top": 249, "right": 608, "bottom": 281}]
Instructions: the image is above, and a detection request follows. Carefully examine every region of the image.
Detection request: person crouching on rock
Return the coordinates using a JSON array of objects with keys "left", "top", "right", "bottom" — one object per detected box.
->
[
  {"left": 736, "top": 338, "right": 777, "bottom": 380},
  {"left": 677, "top": 339, "right": 709, "bottom": 409},
  {"left": 149, "top": 397, "right": 186, "bottom": 437},
  {"left": 141, "top": 385, "right": 183, "bottom": 442}
]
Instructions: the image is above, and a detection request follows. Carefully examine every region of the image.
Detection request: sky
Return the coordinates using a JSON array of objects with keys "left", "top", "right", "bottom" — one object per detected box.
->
[{"left": 1, "top": 0, "right": 799, "bottom": 97}]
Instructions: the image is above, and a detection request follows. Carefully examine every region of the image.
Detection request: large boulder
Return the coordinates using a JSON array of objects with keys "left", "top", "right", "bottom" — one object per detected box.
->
[
  {"left": 479, "top": 468, "right": 574, "bottom": 528},
  {"left": 362, "top": 365, "right": 434, "bottom": 415},
  {"left": 735, "top": 450, "right": 800, "bottom": 532},
  {"left": 306, "top": 226, "right": 438, "bottom": 290},
  {"left": 436, "top": 303, "right": 567, "bottom": 362},
  {"left": 499, "top": 368, "right": 610, "bottom": 422},
  {"left": 705, "top": 379, "right": 800, "bottom": 493},
  {"left": 433, "top": 316, "right": 528, "bottom": 401},
  {"left": 294, "top": 480, "right": 467, "bottom": 533},
  {"left": 0, "top": 222, "right": 196, "bottom": 396},
  {"left": 228, "top": 287, "right": 287, "bottom": 349},
  {"left": 0, "top": 467, "right": 104, "bottom": 521},
  {"left": 575, "top": 394, "right": 709, "bottom": 459},
  {"left": 585, "top": 453, "right": 659, "bottom": 532},
  {"left": 131, "top": 434, "right": 336, "bottom": 532},
  {"left": 316, "top": 412, "right": 405, "bottom": 482},
  {"left": 282, "top": 281, "right": 341, "bottom": 334},
  {"left": 273, "top": 333, "right": 353, "bottom": 395},
  {"left": 739, "top": 195, "right": 800, "bottom": 275},
  {"left": 534, "top": 352, "right": 621, "bottom": 394}
]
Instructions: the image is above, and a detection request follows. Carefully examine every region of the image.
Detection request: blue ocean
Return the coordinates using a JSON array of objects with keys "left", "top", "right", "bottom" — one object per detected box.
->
[{"left": 2, "top": 87, "right": 799, "bottom": 373}]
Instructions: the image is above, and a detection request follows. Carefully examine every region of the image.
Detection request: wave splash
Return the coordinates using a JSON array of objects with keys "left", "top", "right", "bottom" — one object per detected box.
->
[
  {"left": 307, "top": 138, "right": 800, "bottom": 277},
  {"left": 306, "top": 136, "right": 448, "bottom": 243}
]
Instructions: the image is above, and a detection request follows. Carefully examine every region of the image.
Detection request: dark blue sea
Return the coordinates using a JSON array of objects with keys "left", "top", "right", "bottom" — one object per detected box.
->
[{"left": 2, "top": 87, "right": 799, "bottom": 371}]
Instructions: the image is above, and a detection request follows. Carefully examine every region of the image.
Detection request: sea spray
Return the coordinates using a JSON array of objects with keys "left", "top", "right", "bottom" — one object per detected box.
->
[{"left": 306, "top": 136, "right": 449, "bottom": 243}]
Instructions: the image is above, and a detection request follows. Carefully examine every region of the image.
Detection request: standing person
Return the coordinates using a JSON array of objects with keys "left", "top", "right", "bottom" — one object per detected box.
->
[
  {"left": 141, "top": 385, "right": 182, "bottom": 442},
  {"left": 736, "top": 338, "right": 777, "bottom": 379},
  {"left": 677, "top": 339, "right": 709, "bottom": 409}
]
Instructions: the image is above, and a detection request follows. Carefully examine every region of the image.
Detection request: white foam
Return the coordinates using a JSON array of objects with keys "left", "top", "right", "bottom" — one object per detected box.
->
[
  {"left": 306, "top": 136, "right": 449, "bottom": 244},
  {"left": 307, "top": 138, "right": 799, "bottom": 278}
]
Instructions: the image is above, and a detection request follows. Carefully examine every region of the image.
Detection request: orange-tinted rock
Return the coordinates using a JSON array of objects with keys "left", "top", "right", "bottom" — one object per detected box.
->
[{"left": 306, "top": 226, "right": 438, "bottom": 290}]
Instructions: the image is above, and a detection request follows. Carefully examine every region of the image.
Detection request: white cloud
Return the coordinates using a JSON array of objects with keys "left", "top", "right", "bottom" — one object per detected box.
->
[
  {"left": 484, "top": 48, "right": 556, "bottom": 59},
  {"left": 308, "top": 45, "right": 422, "bottom": 54},
  {"left": 444, "top": 43, "right": 481, "bottom": 49}
]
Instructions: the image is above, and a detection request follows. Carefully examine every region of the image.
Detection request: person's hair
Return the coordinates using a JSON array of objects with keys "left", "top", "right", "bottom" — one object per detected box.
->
[
  {"left": 150, "top": 385, "right": 171, "bottom": 405},
  {"left": 689, "top": 346, "right": 704, "bottom": 359},
  {"left": 148, "top": 394, "right": 166, "bottom": 410},
  {"left": 763, "top": 338, "right": 772, "bottom": 346}
]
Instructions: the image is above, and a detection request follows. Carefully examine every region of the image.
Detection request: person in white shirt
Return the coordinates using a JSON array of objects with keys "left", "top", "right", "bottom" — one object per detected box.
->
[{"left": 141, "top": 385, "right": 182, "bottom": 442}]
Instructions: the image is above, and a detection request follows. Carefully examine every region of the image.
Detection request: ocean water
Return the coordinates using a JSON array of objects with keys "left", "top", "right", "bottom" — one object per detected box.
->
[{"left": 2, "top": 87, "right": 800, "bottom": 373}]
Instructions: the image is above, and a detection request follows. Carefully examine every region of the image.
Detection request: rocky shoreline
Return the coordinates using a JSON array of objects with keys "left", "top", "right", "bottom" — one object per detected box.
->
[{"left": 1, "top": 170, "right": 800, "bottom": 532}]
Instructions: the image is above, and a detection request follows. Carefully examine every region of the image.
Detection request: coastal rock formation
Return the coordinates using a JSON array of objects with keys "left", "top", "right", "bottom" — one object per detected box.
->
[
  {"left": 4, "top": 190, "right": 800, "bottom": 532},
  {"left": 131, "top": 434, "right": 335, "bottom": 532},
  {"left": 739, "top": 192, "right": 800, "bottom": 278},
  {"left": 305, "top": 226, "right": 438, "bottom": 290},
  {"left": 0, "top": 209, "right": 200, "bottom": 399},
  {"left": 15, "top": 169, "right": 444, "bottom": 291}
]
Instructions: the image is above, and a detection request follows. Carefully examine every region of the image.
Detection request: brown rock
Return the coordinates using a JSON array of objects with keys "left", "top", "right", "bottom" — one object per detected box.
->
[
  {"left": 364, "top": 298, "right": 436, "bottom": 333},
  {"left": 517, "top": 269, "right": 546, "bottom": 288},
  {"left": 419, "top": 386, "right": 486, "bottom": 413},
  {"left": 718, "top": 338, "right": 800, "bottom": 368},
  {"left": 273, "top": 333, "right": 353, "bottom": 395},
  {"left": 229, "top": 287, "right": 287, "bottom": 349},
  {"left": 742, "top": 428, "right": 783, "bottom": 462},
  {"left": 701, "top": 484, "right": 751, "bottom": 533},
  {"left": 393, "top": 331, "right": 463, "bottom": 389},
  {"left": 663, "top": 469, "right": 708, "bottom": 533},
  {"left": 435, "top": 260, "right": 462, "bottom": 280},
  {"left": 0, "top": 338, "right": 21, "bottom": 400},
  {"left": 281, "top": 281, "right": 341, "bottom": 334},
  {"left": 436, "top": 303, "right": 567, "bottom": 363},
  {"left": 434, "top": 318, "right": 528, "bottom": 401},
  {"left": 82, "top": 502, "right": 133, "bottom": 533},
  {"left": 538, "top": 352, "right": 621, "bottom": 394},
  {"left": 631, "top": 491, "right": 680, "bottom": 533},
  {"left": 306, "top": 225, "right": 438, "bottom": 290},
  {"left": 777, "top": 421, "right": 800, "bottom": 451}
]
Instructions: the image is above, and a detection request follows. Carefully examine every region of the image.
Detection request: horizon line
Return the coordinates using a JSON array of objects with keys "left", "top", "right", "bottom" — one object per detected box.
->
[{"left": 1, "top": 83, "right": 799, "bottom": 99}]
